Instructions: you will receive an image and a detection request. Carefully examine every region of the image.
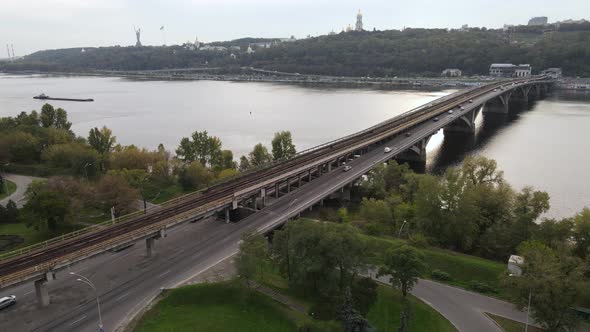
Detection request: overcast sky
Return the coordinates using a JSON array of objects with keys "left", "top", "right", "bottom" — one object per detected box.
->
[{"left": 2, "top": 0, "right": 589, "bottom": 56}]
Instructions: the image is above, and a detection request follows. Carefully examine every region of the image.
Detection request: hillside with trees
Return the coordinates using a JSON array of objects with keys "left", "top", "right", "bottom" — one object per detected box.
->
[{"left": 2, "top": 28, "right": 589, "bottom": 76}]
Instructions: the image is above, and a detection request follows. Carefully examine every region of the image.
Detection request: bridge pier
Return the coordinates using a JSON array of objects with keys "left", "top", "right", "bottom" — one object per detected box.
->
[
  {"left": 484, "top": 91, "right": 511, "bottom": 114},
  {"left": 146, "top": 237, "right": 155, "bottom": 257},
  {"left": 225, "top": 208, "right": 231, "bottom": 223},
  {"left": 444, "top": 107, "right": 481, "bottom": 135},
  {"left": 35, "top": 279, "right": 50, "bottom": 307}
]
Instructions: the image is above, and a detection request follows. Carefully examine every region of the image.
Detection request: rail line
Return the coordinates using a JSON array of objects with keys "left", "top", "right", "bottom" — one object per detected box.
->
[{"left": 0, "top": 77, "right": 547, "bottom": 287}]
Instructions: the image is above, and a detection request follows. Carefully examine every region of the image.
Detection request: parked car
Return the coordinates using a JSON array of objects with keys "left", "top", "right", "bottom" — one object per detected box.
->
[
  {"left": 343, "top": 165, "right": 353, "bottom": 172},
  {"left": 384, "top": 147, "right": 392, "bottom": 153},
  {"left": 433, "top": 117, "right": 439, "bottom": 122},
  {"left": 469, "top": 99, "right": 474, "bottom": 103},
  {"left": 448, "top": 110, "right": 454, "bottom": 114},
  {"left": 0, "top": 295, "right": 16, "bottom": 310}
]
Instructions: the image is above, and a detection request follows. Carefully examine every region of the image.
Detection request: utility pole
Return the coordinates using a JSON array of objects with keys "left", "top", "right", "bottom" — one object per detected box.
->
[
  {"left": 6, "top": 44, "right": 10, "bottom": 60},
  {"left": 11, "top": 44, "right": 15, "bottom": 58}
]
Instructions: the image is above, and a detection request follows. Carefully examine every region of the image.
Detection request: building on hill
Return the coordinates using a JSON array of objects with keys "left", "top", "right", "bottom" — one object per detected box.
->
[
  {"left": 528, "top": 16, "right": 548, "bottom": 26},
  {"left": 541, "top": 68, "right": 562, "bottom": 79},
  {"left": 355, "top": 10, "right": 363, "bottom": 31},
  {"left": 200, "top": 45, "right": 227, "bottom": 52},
  {"left": 246, "top": 45, "right": 255, "bottom": 54},
  {"left": 490, "top": 64, "right": 532, "bottom": 77},
  {"left": 441, "top": 68, "right": 462, "bottom": 77}
]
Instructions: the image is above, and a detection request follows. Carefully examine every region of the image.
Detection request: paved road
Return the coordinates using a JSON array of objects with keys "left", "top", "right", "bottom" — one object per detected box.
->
[{"left": 0, "top": 174, "right": 42, "bottom": 208}]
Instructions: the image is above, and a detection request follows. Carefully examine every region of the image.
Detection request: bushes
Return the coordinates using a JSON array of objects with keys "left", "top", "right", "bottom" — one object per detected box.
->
[
  {"left": 41, "top": 142, "right": 101, "bottom": 176},
  {"left": 468, "top": 281, "right": 497, "bottom": 294},
  {"left": 431, "top": 270, "right": 452, "bottom": 282}
]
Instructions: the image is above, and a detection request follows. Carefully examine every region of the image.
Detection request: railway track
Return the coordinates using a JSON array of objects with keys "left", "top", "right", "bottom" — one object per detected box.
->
[{"left": 0, "top": 77, "right": 546, "bottom": 286}]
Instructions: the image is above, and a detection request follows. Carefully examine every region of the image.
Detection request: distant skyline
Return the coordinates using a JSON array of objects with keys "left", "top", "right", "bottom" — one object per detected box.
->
[{"left": 1, "top": 0, "right": 589, "bottom": 56}]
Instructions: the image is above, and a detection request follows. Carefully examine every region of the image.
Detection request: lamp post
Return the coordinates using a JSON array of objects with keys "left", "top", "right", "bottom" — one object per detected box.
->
[
  {"left": 70, "top": 272, "right": 103, "bottom": 332},
  {"left": 507, "top": 255, "right": 531, "bottom": 332},
  {"left": 84, "top": 163, "right": 93, "bottom": 181},
  {"left": 398, "top": 220, "right": 407, "bottom": 238}
]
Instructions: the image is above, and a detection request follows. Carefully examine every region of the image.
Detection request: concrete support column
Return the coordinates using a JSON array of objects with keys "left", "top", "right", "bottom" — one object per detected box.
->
[
  {"left": 252, "top": 196, "right": 258, "bottom": 210},
  {"left": 287, "top": 178, "right": 291, "bottom": 193},
  {"left": 308, "top": 170, "right": 312, "bottom": 182},
  {"left": 328, "top": 162, "right": 332, "bottom": 172},
  {"left": 275, "top": 182, "right": 280, "bottom": 198},
  {"left": 298, "top": 175, "right": 302, "bottom": 188},
  {"left": 320, "top": 199, "right": 324, "bottom": 207},
  {"left": 225, "top": 208, "right": 230, "bottom": 223},
  {"left": 146, "top": 237, "right": 155, "bottom": 258},
  {"left": 35, "top": 279, "right": 50, "bottom": 307}
]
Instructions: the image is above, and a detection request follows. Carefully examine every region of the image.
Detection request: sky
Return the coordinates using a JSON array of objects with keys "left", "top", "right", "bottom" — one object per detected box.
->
[{"left": 1, "top": 0, "right": 589, "bottom": 56}]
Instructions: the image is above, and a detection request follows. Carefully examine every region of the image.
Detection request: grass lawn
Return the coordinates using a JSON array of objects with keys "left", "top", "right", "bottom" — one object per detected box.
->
[
  {"left": 368, "top": 285, "right": 457, "bottom": 332},
  {"left": 485, "top": 313, "right": 544, "bottom": 332},
  {"left": 366, "top": 235, "right": 508, "bottom": 298},
  {"left": 0, "top": 223, "right": 84, "bottom": 254},
  {"left": 0, "top": 179, "right": 17, "bottom": 200},
  {"left": 144, "top": 182, "right": 188, "bottom": 204},
  {"left": 134, "top": 282, "right": 329, "bottom": 332}
]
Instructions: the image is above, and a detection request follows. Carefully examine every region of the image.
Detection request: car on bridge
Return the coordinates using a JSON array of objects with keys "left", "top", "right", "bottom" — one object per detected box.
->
[
  {"left": 405, "top": 132, "right": 412, "bottom": 137},
  {"left": 433, "top": 117, "right": 439, "bottom": 121},
  {"left": 343, "top": 165, "right": 353, "bottom": 172},
  {"left": 384, "top": 147, "right": 392, "bottom": 153},
  {"left": 0, "top": 295, "right": 16, "bottom": 310},
  {"left": 448, "top": 110, "right": 454, "bottom": 114}
]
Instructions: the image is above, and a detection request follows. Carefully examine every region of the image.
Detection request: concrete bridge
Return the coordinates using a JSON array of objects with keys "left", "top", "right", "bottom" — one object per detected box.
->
[{"left": 0, "top": 77, "right": 552, "bottom": 307}]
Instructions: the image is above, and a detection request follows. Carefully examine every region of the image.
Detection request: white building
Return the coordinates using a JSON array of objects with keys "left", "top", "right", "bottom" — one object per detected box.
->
[
  {"left": 528, "top": 16, "right": 548, "bottom": 26},
  {"left": 541, "top": 68, "right": 562, "bottom": 79},
  {"left": 200, "top": 45, "right": 227, "bottom": 52},
  {"left": 441, "top": 69, "right": 462, "bottom": 77},
  {"left": 490, "top": 64, "right": 531, "bottom": 77},
  {"left": 246, "top": 45, "right": 255, "bottom": 54}
]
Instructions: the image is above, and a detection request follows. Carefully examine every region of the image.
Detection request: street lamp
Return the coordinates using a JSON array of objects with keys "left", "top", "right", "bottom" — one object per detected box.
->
[
  {"left": 507, "top": 255, "right": 532, "bottom": 332},
  {"left": 84, "top": 163, "right": 93, "bottom": 181},
  {"left": 70, "top": 272, "right": 103, "bottom": 332},
  {"left": 398, "top": 220, "right": 407, "bottom": 238}
]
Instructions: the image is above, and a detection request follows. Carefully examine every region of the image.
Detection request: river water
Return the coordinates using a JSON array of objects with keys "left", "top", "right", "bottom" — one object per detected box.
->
[{"left": 0, "top": 74, "right": 588, "bottom": 219}]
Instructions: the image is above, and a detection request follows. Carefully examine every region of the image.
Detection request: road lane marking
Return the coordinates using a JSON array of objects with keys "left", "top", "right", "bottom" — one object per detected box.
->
[
  {"left": 69, "top": 315, "right": 87, "bottom": 326},
  {"left": 23, "top": 290, "right": 33, "bottom": 296},
  {"left": 158, "top": 270, "right": 170, "bottom": 278},
  {"left": 115, "top": 292, "right": 130, "bottom": 302}
]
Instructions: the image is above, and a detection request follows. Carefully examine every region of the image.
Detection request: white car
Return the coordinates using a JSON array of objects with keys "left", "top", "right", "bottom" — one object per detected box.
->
[
  {"left": 343, "top": 166, "right": 353, "bottom": 172},
  {"left": 384, "top": 147, "right": 392, "bottom": 153},
  {"left": 0, "top": 295, "right": 16, "bottom": 310},
  {"left": 448, "top": 110, "right": 454, "bottom": 114}
]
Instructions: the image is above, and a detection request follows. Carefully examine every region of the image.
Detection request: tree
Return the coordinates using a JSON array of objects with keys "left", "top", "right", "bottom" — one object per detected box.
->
[
  {"left": 510, "top": 187, "right": 550, "bottom": 248},
  {"left": 503, "top": 241, "right": 584, "bottom": 332},
  {"left": 40, "top": 104, "right": 71, "bottom": 130},
  {"left": 239, "top": 155, "right": 251, "bottom": 172},
  {"left": 21, "top": 180, "right": 77, "bottom": 231},
  {"left": 572, "top": 208, "right": 590, "bottom": 259},
  {"left": 4, "top": 200, "right": 18, "bottom": 223},
  {"left": 1, "top": 131, "right": 40, "bottom": 163},
  {"left": 379, "top": 245, "right": 425, "bottom": 332},
  {"left": 92, "top": 174, "right": 139, "bottom": 216},
  {"left": 533, "top": 218, "right": 574, "bottom": 250},
  {"left": 271, "top": 130, "right": 296, "bottom": 160},
  {"left": 359, "top": 198, "right": 393, "bottom": 235},
  {"left": 179, "top": 161, "right": 213, "bottom": 190},
  {"left": 88, "top": 126, "right": 116, "bottom": 156},
  {"left": 339, "top": 287, "right": 373, "bottom": 332},
  {"left": 41, "top": 142, "right": 101, "bottom": 176},
  {"left": 248, "top": 143, "right": 272, "bottom": 167},
  {"left": 236, "top": 232, "right": 269, "bottom": 287},
  {"left": 175, "top": 131, "right": 223, "bottom": 167}
]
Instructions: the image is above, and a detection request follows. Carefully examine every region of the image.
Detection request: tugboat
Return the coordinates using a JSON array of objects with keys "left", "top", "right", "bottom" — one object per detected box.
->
[{"left": 33, "top": 93, "right": 94, "bottom": 102}]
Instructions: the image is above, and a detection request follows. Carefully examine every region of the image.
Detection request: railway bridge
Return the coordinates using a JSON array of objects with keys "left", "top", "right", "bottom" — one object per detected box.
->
[{"left": 0, "top": 76, "right": 553, "bottom": 307}]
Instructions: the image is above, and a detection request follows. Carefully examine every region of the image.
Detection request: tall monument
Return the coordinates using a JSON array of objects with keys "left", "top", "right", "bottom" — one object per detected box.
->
[
  {"left": 134, "top": 27, "right": 142, "bottom": 47},
  {"left": 355, "top": 10, "right": 363, "bottom": 31}
]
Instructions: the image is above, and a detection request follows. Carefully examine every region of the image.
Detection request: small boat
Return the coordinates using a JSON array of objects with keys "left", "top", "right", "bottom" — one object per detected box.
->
[{"left": 33, "top": 93, "right": 94, "bottom": 102}]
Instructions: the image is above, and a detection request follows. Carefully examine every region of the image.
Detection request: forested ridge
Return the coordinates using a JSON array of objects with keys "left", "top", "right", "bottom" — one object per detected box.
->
[{"left": 2, "top": 28, "right": 590, "bottom": 76}]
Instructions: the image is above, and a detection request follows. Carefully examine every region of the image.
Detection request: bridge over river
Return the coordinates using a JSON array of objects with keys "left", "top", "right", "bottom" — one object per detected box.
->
[{"left": 0, "top": 76, "right": 552, "bottom": 309}]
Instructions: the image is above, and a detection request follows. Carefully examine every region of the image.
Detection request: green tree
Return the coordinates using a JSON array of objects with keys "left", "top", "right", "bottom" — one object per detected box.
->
[
  {"left": 40, "top": 104, "right": 71, "bottom": 130},
  {"left": 379, "top": 245, "right": 425, "bottom": 332},
  {"left": 248, "top": 143, "right": 272, "bottom": 167},
  {"left": 239, "top": 155, "right": 251, "bottom": 172},
  {"left": 271, "top": 130, "right": 296, "bottom": 160},
  {"left": 41, "top": 142, "right": 101, "bottom": 176},
  {"left": 21, "top": 180, "right": 76, "bottom": 231},
  {"left": 533, "top": 218, "right": 574, "bottom": 250},
  {"left": 92, "top": 174, "right": 139, "bottom": 217},
  {"left": 572, "top": 208, "right": 590, "bottom": 259},
  {"left": 175, "top": 131, "right": 223, "bottom": 167},
  {"left": 179, "top": 161, "right": 213, "bottom": 190},
  {"left": 88, "top": 126, "right": 116, "bottom": 156},
  {"left": 510, "top": 187, "right": 550, "bottom": 248},
  {"left": 0, "top": 131, "right": 40, "bottom": 162},
  {"left": 503, "top": 241, "right": 583, "bottom": 332},
  {"left": 235, "top": 232, "right": 269, "bottom": 287},
  {"left": 359, "top": 198, "right": 393, "bottom": 235}
]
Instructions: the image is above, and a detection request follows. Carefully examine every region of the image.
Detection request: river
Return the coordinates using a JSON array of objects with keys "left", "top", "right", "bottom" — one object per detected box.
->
[{"left": 0, "top": 74, "right": 588, "bottom": 219}]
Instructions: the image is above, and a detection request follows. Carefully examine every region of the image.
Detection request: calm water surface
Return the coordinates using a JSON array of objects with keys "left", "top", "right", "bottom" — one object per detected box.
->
[{"left": 0, "top": 74, "right": 588, "bottom": 218}]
